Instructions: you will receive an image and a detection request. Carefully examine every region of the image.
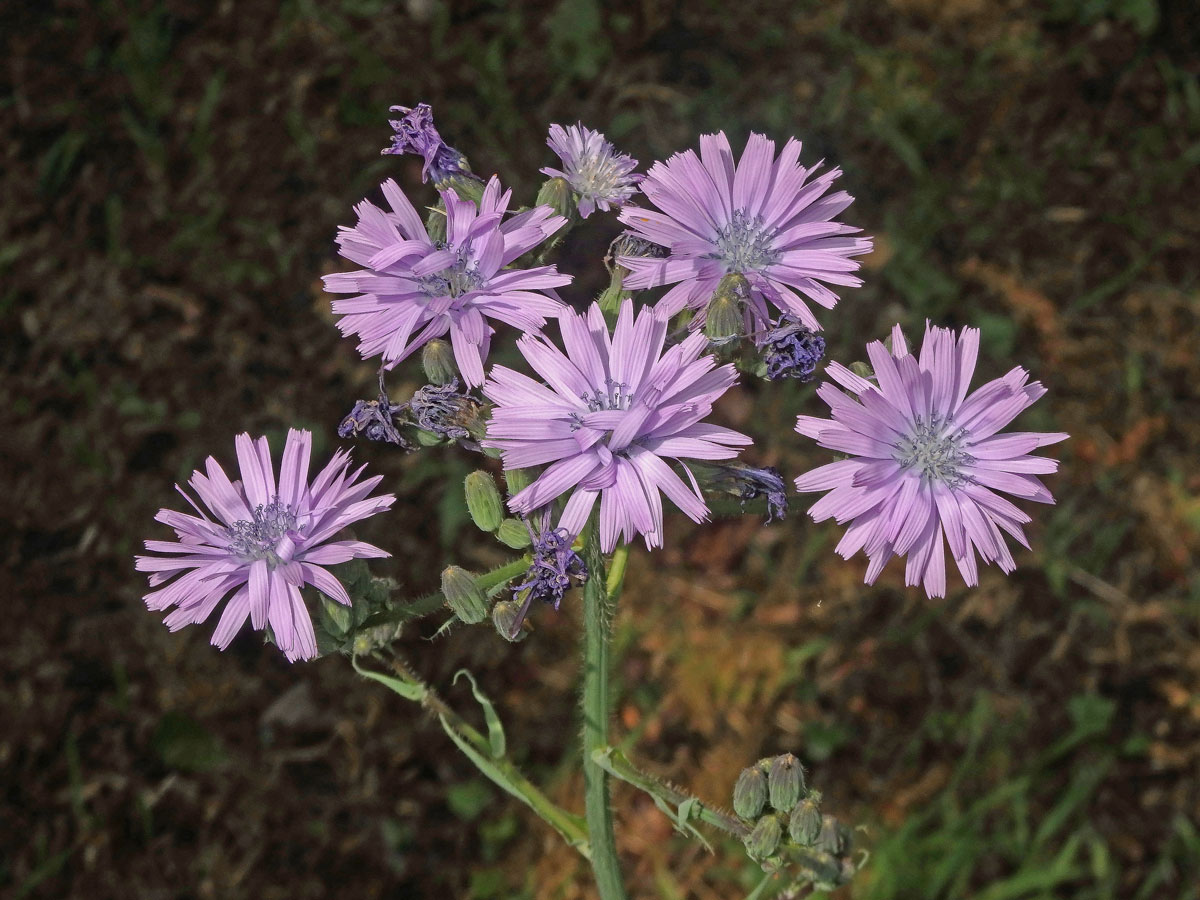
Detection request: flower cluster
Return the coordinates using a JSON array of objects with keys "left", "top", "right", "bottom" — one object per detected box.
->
[
  {"left": 135, "top": 430, "right": 393, "bottom": 661},
  {"left": 323, "top": 176, "right": 570, "bottom": 386},
  {"left": 483, "top": 299, "right": 751, "bottom": 552},
  {"left": 618, "top": 132, "right": 873, "bottom": 333},
  {"left": 794, "top": 324, "right": 1067, "bottom": 598},
  {"left": 541, "top": 123, "right": 642, "bottom": 218}
]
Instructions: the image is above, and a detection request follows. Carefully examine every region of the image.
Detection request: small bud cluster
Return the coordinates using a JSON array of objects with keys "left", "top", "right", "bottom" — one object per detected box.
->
[{"left": 732, "top": 754, "right": 858, "bottom": 891}]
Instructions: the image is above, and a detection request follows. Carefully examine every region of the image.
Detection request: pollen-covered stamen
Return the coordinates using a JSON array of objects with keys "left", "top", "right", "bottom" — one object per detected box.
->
[
  {"left": 710, "top": 210, "right": 780, "bottom": 272},
  {"left": 226, "top": 500, "right": 299, "bottom": 564},
  {"left": 895, "top": 416, "right": 974, "bottom": 486},
  {"left": 581, "top": 378, "right": 633, "bottom": 412},
  {"left": 571, "top": 153, "right": 630, "bottom": 199},
  {"left": 418, "top": 253, "right": 483, "bottom": 299}
]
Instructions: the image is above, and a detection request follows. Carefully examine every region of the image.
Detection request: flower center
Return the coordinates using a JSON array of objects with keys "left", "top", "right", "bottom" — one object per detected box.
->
[
  {"left": 710, "top": 210, "right": 780, "bottom": 272},
  {"left": 418, "top": 252, "right": 483, "bottom": 299},
  {"left": 895, "top": 416, "right": 973, "bottom": 486},
  {"left": 227, "top": 500, "right": 298, "bottom": 564},
  {"left": 571, "top": 153, "right": 625, "bottom": 199},
  {"left": 580, "top": 378, "right": 633, "bottom": 412}
]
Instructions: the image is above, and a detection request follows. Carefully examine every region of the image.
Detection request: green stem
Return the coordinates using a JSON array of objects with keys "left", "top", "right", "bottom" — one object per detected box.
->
[
  {"left": 358, "top": 555, "right": 531, "bottom": 629},
  {"left": 352, "top": 656, "right": 590, "bottom": 857},
  {"left": 606, "top": 543, "right": 629, "bottom": 601},
  {"left": 591, "top": 745, "right": 751, "bottom": 840},
  {"left": 581, "top": 522, "right": 629, "bottom": 900}
]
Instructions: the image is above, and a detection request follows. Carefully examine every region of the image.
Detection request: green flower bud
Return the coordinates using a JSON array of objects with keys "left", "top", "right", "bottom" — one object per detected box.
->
[
  {"left": 849, "top": 360, "right": 873, "bottom": 380},
  {"left": 732, "top": 765, "right": 769, "bottom": 819},
  {"left": 705, "top": 273, "right": 749, "bottom": 341},
  {"left": 536, "top": 176, "right": 574, "bottom": 220},
  {"left": 788, "top": 797, "right": 822, "bottom": 846},
  {"left": 441, "top": 566, "right": 489, "bottom": 624},
  {"left": 597, "top": 264, "right": 627, "bottom": 315},
  {"left": 504, "top": 467, "right": 533, "bottom": 497},
  {"left": 495, "top": 518, "right": 532, "bottom": 549},
  {"left": 491, "top": 598, "right": 528, "bottom": 642},
  {"left": 425, "top": 204, "right": 447, "bottom": 245},
  {"left": 464, "top": 471, "right": 504, "bottom": 533},
  {"left": 422, "top": 339, "right": 457, "bottom": 384},
  {"left": 814, "top": 814, "right": 847, "bottom": 856},
  {"left": 744, "top": 814, "right": 782, "bottom": 861},
  {"left": 768, "top": 753, "right": 806, "bottom": 812}
]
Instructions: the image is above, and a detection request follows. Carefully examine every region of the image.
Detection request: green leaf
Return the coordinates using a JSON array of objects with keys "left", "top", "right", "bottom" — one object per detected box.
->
[
  {"left": 454, "top": 669, "right": 506, "bottom": 758},
  {"left": 351, "top": 656, "right": 426, "bottom": 702}
]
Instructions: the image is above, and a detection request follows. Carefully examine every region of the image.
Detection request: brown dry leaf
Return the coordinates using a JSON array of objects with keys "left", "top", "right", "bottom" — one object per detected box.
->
[{"left": 959, "top": 257, "right": 1064, "bottom": 358}]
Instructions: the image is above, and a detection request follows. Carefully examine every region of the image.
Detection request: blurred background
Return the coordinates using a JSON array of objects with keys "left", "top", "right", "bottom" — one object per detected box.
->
[{"left": 3, "top": 1, "right": 1199, "bottom": 897}]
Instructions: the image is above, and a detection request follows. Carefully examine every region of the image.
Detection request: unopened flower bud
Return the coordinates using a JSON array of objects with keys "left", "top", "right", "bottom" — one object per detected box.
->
[
  {"left": 849, "top": 360, "right": 873, "bottom": 380},
  {"left": 768, "top": 753, "right": 806, "bottom": 811},
  {"left": 788, "top": 797, "right": 822, "bottom": 846},
  {"left": 733, "top": 765, "right": 769, "bottom": 819},
  {"left": 704, "top": 291, "right": 743, "bottom": 342},
  {"left": 464, "top": 471, "right": 504, "bottom": 533},
  {"left": 504, "top": 467, "right": 533, "bottom": 497},
  {"left": 422, "top": 339, "right": 457, "bottom": 384},
  {"left": 704, "top": 273, "right": 748, "bottom": 343},
  {"left": 744, "top": 814, "right": 782, "bottom": 861},
  {"left": 491, "top": 599, "right": 529, "bottom": 642},
  {"left": 536, "top": 176, "right": 575, "bottom": 221},
  {"left": 496, "top": 518, "right": 533, "bottom": 549},
  {"left": 814, "top": 814, "right": 847, "bottom": 856},
  {"left": 441, "top": 566, "right": 489, "bottom": 624}
]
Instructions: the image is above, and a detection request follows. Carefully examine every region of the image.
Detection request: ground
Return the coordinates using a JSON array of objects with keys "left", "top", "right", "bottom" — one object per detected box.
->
[{"left": 3, "top": 1, "right": 1199, "bottom": 898}]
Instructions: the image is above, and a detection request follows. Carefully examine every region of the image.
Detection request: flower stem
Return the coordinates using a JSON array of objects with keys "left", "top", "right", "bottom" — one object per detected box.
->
[
  {"left": 581, "top": 522, "right": 629, "bottom": 900},
  {"left": 353, "top": 655, "right": 590, "bottom": 857}
]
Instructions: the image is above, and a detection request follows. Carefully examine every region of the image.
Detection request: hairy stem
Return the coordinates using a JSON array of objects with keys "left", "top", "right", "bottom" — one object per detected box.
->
[
  {"left": 581, "top": 522, "right": 629, "bottom": 900},
  {"left": 352, "top": 655, "right": 590, "bottom": 857},
  {"left": 592, "top": 745, "right": 751, "bottom": 839}
]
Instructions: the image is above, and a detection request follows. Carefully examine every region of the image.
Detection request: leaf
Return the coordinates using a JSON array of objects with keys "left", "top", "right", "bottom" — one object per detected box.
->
[
  {"left": 351, "top": 655, "right": 426, "bottom": 702},
  {"left": 454, "top": 669, "right": 506, "bottom": 758}
]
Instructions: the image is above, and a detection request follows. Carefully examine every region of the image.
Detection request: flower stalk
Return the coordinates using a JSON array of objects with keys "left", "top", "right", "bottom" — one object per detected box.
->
[{"left": 580, "top": 519, "right": 628, "bottom": 900}]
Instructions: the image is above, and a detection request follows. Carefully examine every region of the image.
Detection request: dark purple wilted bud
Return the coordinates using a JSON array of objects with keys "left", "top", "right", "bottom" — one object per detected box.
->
[
  {"left": 759, "top": 316, "right": 826, "bottom": 381},
  {"left": 693, "top": 461, "right": 788, "bottom": 524},
  {"left": 500, "top": 516, "right": 587, "bottom": 640},
  {"left": 383, "top": 103, "right": 479, "bottom": 189},
  {"left": 410, "top": 379, "right": 486, "bottom": 442},
  {"left": 338, "top": 376, "right": 413, "bottom": 449}
]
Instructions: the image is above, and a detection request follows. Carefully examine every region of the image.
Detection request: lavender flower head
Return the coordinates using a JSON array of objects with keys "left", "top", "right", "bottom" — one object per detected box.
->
[
  {"left": 135, "top": 430, "right": 395, "bottom": 661},
  {"left": 761, "top": 317, "right": 826, "bottom": 381},
  {"left": 618, "top": 132, "right": 872, "bottom": 333},
  {"left": 541, "top": 123, "right": 643, "bottom": 218},
  {"left": 323, "top": 176, "right": 571, "bottom": 387},
  {"left": 483, "top": 299, "right": 752, "bottom": 553},
  {"left": 383, "top": 103, "right": 474, "bottom": 185},
  {"left": 794, "top": 324, "right": 1068, "bottom": 598}
]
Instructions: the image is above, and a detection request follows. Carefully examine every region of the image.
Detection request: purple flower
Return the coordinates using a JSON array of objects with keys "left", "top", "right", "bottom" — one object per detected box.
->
[
  {"left": 323, "top": 176, "right": 571, "bottom": 387},
  {"left": 383, "top": 103, "right": 474, "bottom": 185},
  {"left": 541, "top": 123, "right": 643, "bottom": 218},
  {"left": 482, "top": 299, "right": 752, "bottom": 552},
  {"left": 135, "top": 429, "right": 395, "bottom": 661},
  {"left": 794, "top": 324, "right": 1068, "bottom": 598},
  {"left": 617, "top": 132, "right": 872, "bottom": 332}
]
